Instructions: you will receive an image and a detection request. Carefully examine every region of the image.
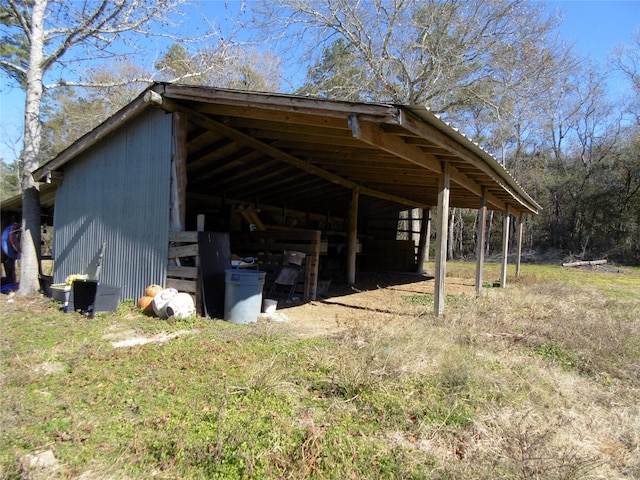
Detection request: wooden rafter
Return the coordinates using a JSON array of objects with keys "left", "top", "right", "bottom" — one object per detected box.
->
[{"left": 145, "top": 91, "right": 430, "bottom": 211}]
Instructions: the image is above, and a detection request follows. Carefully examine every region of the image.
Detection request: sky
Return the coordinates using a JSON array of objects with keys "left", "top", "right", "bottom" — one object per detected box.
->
[
  {"left": 544, "top": 0, "right": 639, "bottom": 97},
  {"left": 0, "top": 0, "right": 639, "bottom": 163}
]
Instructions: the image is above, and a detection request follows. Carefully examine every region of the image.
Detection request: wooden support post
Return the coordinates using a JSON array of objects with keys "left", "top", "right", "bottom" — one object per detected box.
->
[
  {"left": 416, "top": 208, "right": 430, "bottom": 275},
  {"left": 346, "top": 188, "right": 359, "bottom": 285},
  {"left": 434, "top": 163, "right": 451, "bottom": 316},
  {"left": 516, "top": 214, "right": 524, "bottom": 279},
  {"left": 425, "top": 208, "right": 431, "bottom": 262},
  {"left": 500, "top": 204, "right": 511, "bottom": 288},
  {"left": 170, "top": 112, "right": 187, "bottom": 232},
  {"left": 475, "top": 189, "right": 488, "bottom": 294}
]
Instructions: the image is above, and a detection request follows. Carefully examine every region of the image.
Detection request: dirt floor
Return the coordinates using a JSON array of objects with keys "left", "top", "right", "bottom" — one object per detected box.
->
[{"left": 261, "top": 272, "right": 477, "bottom": 338}]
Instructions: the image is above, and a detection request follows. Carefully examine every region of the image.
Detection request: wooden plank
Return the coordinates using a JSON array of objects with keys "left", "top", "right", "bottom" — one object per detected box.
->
[
  {"left": 230, "top": 229, "right": 321, "bottom": 301},
  {"left": 166, "top": 278, "right": 197, "bottom": 293},
  {"left": 169, "top": 231, "right": 198, "bottom": 242},
  {"left": 434, "top": 162, "right": 451, "bottom": 316},
  {"left": 251, "top": 128, "right": 366, "bottom": 147},
  {"left": 166, "top": 230, "right": 201, "bottom": 314},
  {"left": 232, "top": 229, "right": 322, "bottom": 241},
  {"left": 164, "top": 83, "right": 399, "bottom": 119},
  {"left": 233, "top": 243, "right": 319, "bottom": 254},
  {"left": 167, "top": 265, "right": 198, "bottom": 279},
  {"left": 169, "top": 244, "right": 198, "bottom": 258},
  {"left": 224, "top": 116, "right": 351, "bottom": 137}
]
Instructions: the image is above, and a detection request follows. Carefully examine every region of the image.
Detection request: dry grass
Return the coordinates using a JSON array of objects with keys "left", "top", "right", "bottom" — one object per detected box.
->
[{"left": 1, "top": 262, "right": 639, "bottom": 479}]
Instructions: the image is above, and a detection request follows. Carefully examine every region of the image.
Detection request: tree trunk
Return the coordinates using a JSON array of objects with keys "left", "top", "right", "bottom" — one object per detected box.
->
[
  {"left": 485, "top": 210, "right": 494, "bottom": 256},
  {"left": 17, "top": 0, "right": 47, "bottom": 296},
  {"left": 457, "top": 208, "right": 463, "bottom": 256},
  {"left": 448, "top": 207, "right": 456, "bottom": 260}
]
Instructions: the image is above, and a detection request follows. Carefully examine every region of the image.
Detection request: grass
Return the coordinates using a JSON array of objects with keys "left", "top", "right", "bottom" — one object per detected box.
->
[{"left": 1, "top": 262, "right": 639, "bottom": 479}]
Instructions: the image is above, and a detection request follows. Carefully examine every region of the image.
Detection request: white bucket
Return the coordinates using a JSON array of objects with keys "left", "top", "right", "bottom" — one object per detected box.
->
[{"left": 262, "top": 298, "right": 278, "bottom": 316}]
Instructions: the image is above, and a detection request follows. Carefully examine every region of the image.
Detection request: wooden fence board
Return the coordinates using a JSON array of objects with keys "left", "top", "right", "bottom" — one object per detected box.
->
[{"left": 231, "top": 229, "right": 321, "bottom": 300}]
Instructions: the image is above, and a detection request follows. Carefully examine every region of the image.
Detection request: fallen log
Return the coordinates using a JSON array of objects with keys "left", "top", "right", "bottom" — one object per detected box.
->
[{"left": 562, "top": 259, "right": 607, "bottom": 267}]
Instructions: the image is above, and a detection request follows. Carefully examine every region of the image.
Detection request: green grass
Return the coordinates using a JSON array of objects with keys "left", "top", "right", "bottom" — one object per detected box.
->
[{"left": 1, "top": 262, "right": 639, "bottom": 479}]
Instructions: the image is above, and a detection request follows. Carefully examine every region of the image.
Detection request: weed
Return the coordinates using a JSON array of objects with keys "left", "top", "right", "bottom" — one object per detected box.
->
[
  {"left": 532, "top": 342, "right": 580, "bottom": 371},
  {"left": 229, "top": 353, "right": 292, "bottom": 395},
  {"left": 476, "top": 409, "right": 603, "bottom": 480},
  {"left": 1, "top": 264, "right": 639, "bottom": 479}
]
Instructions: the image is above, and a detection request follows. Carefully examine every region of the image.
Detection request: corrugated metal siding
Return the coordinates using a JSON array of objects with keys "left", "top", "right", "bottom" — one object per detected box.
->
[{"left": 52, "top": 108, "right": 173, "bottom": 301}]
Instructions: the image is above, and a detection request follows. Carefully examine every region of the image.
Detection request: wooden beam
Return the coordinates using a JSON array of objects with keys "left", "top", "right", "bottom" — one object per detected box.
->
[
  {"left": 397, "top": 110, "right": 539, "bottom": 215},
  {"left": 349, "top": 116, "right": 505, "bottom": 211},
  {"left": 148, "top": 95, "right": 431, "bottom": 210},
  {"left": 516, "top": 213, "right": 524, "bottom": 279},
  {"left": 225, "top": 116, "right": 352, "bottom": 138},
  {"left": 434, "top": 162, "right": 451, "bottom": 316},
  {"left": 449, "top": 165, "right": 505, "bottom": 211},
  {"left": 170, "top": 112, "right": 188, "bottom": 232},
  {"left": 500, "top": 205, "right": 511, "bottom": 288},
  {"left": 349, "top": 115, "right": 442, "bottom": 174},
  {"left": 475, "top": 189, "right": 488, "bottom": 294},
  {"left": 416, "top": 208, "right": 431, "bottom": 275},
  {"left": 346, "top": 188, "right": 359, "bottom": 285},
  {"left": 163, "top": 83, "right": 400, "bottom": 121}
]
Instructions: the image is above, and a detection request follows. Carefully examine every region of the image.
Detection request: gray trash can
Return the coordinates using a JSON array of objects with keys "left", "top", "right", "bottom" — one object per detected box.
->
[{"left": 224, "top": 269, "right": 266, "bottom": 324}]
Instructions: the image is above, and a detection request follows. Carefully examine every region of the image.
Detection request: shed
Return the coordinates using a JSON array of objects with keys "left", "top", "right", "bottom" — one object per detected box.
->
[{"left": 6, "top": 82, "right": 540, "bottom": 315}]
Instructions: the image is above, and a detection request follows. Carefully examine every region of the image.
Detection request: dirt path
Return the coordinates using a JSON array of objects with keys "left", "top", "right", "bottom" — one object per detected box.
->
[{"left": 262, "top": 273, "right": 476, "bottom": 338}]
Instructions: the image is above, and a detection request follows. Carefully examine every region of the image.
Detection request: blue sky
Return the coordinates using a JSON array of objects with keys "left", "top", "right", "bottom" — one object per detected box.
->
[
  {"left": 545, "top": 0, "right": 639, "bottom": 96},
  {"left": 1, "top": 0, "right": 638, "bottom": 162},
  {"left": 549, "top": 0, "right": 638, "bottom": 60}
]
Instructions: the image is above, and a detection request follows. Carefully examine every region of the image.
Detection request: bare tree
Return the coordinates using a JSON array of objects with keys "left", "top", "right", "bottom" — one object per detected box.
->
[
  {"left": 251, "top": 0, "right": 560, "bottom": 110},
  {"left": 155, "top": 41, "right": 283, "bottom": 91},
  {"left": 0, "top": 0, "right": 211, "bottom": 295},
  {"left": 40, "top": 60, "right": 152, "bottom": 158},
  {"left": 612, "top": 29, "right": 640, "bottom": 126}
]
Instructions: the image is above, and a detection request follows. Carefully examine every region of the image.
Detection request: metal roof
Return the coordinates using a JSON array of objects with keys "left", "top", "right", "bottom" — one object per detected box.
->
[{"left": 21, "top": 82, "right": 540, "bottom": 219}]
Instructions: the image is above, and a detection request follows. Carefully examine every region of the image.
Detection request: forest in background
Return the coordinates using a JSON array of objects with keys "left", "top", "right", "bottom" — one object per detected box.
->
[{"left": 2, "top": 0, "right": 639, "bottom": 265}]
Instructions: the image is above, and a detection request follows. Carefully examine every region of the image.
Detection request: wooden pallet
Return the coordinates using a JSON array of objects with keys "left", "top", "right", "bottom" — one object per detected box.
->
[
  {"left": 166, "top": 231, "right": 201, "bottom": 313},
  {"left": 230, "top": 229, "right": 321, "bottom": 301}
]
